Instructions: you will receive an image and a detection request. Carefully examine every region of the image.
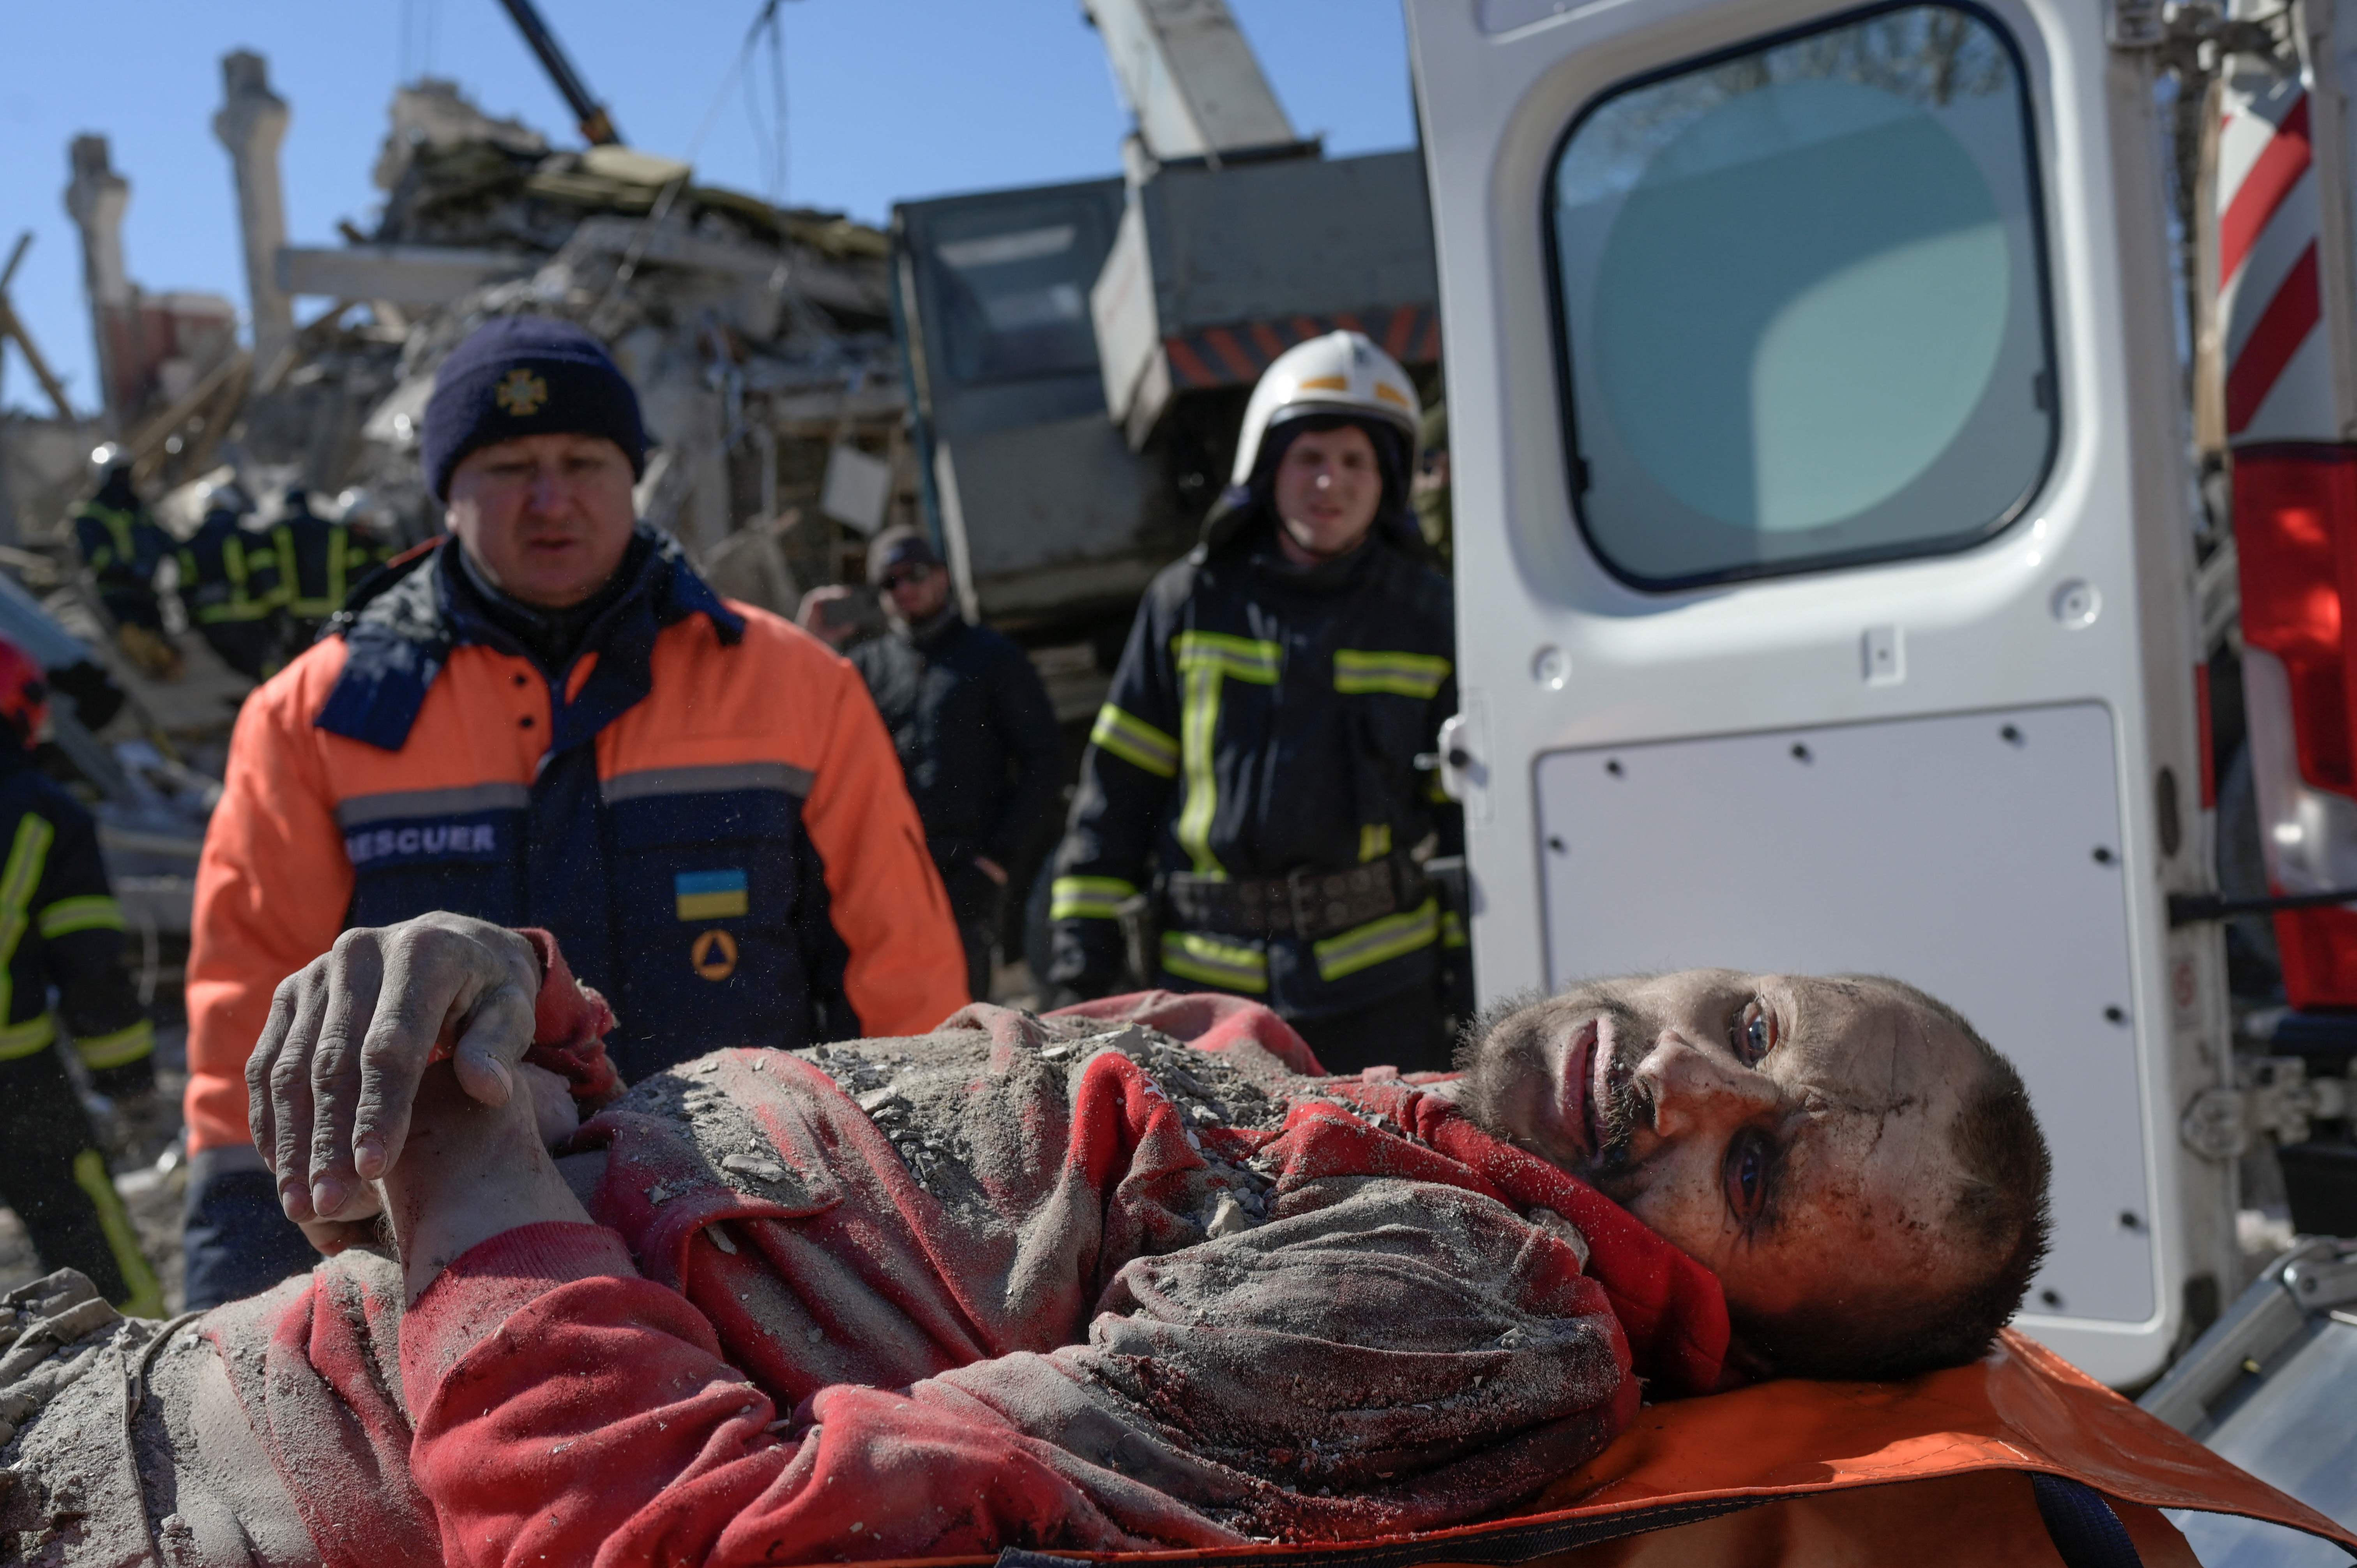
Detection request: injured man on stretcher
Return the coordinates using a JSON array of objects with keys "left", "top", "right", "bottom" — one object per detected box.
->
[{"left": 0, "top": 913, "right": 2051, "bottom": 1565}]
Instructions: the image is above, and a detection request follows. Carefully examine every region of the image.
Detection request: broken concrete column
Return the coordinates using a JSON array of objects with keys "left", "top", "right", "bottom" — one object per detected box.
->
[
  {"left": 63, "top": 134, "right": 132, "bottom": 429},
  {"left": 214, "top": 50, "right": 295, "bottom": 379}
]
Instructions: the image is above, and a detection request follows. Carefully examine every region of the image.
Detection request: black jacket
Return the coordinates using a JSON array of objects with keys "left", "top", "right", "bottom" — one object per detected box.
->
[
  {"left": 0, "top": 750, "right": 152, "bottom": 1092},
  {"left": 1047, "top": 517, "right": 1460, "bottom": 1018},
  {"left": 847, "top": 613, "right": 1062, "bottom": 874}
]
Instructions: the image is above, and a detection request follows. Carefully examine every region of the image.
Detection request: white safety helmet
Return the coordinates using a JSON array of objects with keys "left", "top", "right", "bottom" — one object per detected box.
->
[{"left": 1228, "top": 330, "right": 1421, "bottom": 489}]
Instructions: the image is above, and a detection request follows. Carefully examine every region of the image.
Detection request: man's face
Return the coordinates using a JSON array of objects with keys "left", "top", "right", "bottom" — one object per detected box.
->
[
  {"left": 1450, "top": 970, "right": 1985, "bottom": 1326},
  {"left": 1272, "top": 424, "right": 1383, "bottom": 559},
  {"left": 444, "top": 433, "right": 637, "bottom": 609},
  {"left": 882, "top": 558, "right": 951, "bottom": 623}
]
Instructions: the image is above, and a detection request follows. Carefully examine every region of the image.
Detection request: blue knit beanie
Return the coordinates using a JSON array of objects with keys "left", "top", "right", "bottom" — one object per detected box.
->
[{"left": 421, "top": 316, "right": 648, "bottom": 501}]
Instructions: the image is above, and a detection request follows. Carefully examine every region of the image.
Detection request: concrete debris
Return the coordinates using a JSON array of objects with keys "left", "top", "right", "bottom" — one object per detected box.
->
[{"left": 4, "top": 60, "right": 912, "bottom": 645}]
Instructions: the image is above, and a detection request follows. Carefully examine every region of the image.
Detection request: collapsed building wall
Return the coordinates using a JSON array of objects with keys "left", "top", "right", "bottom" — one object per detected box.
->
[{"left": 5, "top": 62, "right": 916, "bottom": 622}]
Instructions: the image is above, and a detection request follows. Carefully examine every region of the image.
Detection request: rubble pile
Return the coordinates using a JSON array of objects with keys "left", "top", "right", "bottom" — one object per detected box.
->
[{"left": 244, "top": 80, "right": 913, "bottom": 607}]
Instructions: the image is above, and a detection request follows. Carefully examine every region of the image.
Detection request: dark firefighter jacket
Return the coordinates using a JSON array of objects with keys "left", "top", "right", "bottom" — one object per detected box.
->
[
  {"left": 845, "top": 611, "right": 1063, "bottom": 875},
  {"left": 177, "top": 508, "right": 285, "bottom": 630},
  {"left": 71, "top": 479, "right": 172, "bottom": 629},
  {"left": 275, "top": 500, "right": 394, "bottom": 628},
  {"left": 1048, "top": 519, "right": 1460, "bottom": 1017},
  {"left": 0, "top": 750, "right": 154, "bottom": 1086},
  {"left": 181, "top": 526, "right": 964, "bottom": 1155}
]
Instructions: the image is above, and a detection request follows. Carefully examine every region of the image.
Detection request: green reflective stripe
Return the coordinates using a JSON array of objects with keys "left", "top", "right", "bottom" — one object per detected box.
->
[
  {"left": 1174, "top": 630, "right": 1281, "bottom": 681},
  {"left": 1359, "top": 823, "right": 1392, "bottom": 863},
  {"left": 1442, "top": 910, "right": 1468, "bottom": 949},
  {"left": 1313, "top": 897, "right": 1440, "bottom": 982},
  {"left": 1050, "top": 875, "right": 1135, "bottom": 921},
  {"left": 1333, "top": 649, "right": 1452, "bottom": 699},
  {"left": 72, "top": 1148, "right": 162, "bottom": 1316},
  {"left": 75, "top": 1018, "right": 154, "bottom": 1071},
  {"left": 0, "top": 1013, "right": 56, "bottom": 1060},
  {"left": 39, "top": 895, "right": 123, "bottom": 938},
  {"left": 1172, "top": 633, "right": 1282, "bottom": 878},
  {"left": 1159, "top": 929, "right": 1269, "bottom": 993},
  {"left": 78, "top": 503, "right": 137, "bottom": 565},
  {"left": 0, "top": 814, "right": 55, "bottom": 1037},
  {"left": 1089, "top": 704, "right": 1178, "bottom": 778}
]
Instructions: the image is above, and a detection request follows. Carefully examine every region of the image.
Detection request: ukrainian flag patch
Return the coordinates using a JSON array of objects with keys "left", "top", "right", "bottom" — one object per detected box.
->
[{"left": 675, "top": 869, "right": 749, "bottom": 921}]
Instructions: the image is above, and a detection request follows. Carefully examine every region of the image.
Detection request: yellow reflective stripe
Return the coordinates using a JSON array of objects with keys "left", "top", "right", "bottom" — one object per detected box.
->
[
  {"left": 1172, "top": 633, "right": 1281, "bottom": 879},
  {"left": 1442, "top": 909, "right": 1468, "bottom": 949},
  {"left": 1050, "top": 875, "right": 1135, "bottom": 921},
  {"left": 1313, "top": 897, "right": 1440, "bottom": 981},
  {"left": 79, "top": 503, "right": 137, "bottom": 563},
  {"left": 1358, "top": 823, "right": 1392, "bottom": 863},
  {"left": 1333, "top": 649, "right": 1452, "bottom": 699},
  {"left": 0, "top": 814, "right": 56, "bottom": 1031},
  {"left": 1173, "top": 631, "right": 1281, "bottom": 682},
  {"left": 1159, "top": 929, "right": 1269, "bottom": 993},
  {"left": 0, "top": 1012, "right": 56, "bottom": 1059},
  {"left": 1089, "top": 704, "right": 1178, "bottom": 778},
  {"left": 72, "top": 1147, "right": 163, "bottom": 1317},
  {"left": 74, "top": 1018, "right": 154, "bottom": 1070},
  {"left": 39, "top": 894, "right": 123, "bottom": 938}
]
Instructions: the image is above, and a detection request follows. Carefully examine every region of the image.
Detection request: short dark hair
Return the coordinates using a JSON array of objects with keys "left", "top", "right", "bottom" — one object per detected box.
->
[{"left": 1734, "top": 979, "right": 2053, "bottom": 1382}]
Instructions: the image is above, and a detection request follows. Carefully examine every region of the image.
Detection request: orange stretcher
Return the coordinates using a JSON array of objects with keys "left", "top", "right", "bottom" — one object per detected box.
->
[{"left": 916, "top": 1330, "right": 2353, "bottom": 1568}]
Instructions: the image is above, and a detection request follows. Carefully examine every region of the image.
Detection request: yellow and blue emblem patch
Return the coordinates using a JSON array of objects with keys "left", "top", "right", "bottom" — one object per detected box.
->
[
  {"left": 675, "top": 869, "right": 748, "bottom": 921},
  {"left": 495, "top": 367, "right": 549, "bottom": 416}
]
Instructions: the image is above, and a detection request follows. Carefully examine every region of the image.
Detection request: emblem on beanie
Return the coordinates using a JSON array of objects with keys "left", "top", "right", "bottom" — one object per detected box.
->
[{"left": 494, "top": 368, "right": 550, "bottom": 417}]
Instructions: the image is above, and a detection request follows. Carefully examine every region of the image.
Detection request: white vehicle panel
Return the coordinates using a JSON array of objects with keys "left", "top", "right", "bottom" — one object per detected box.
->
[
  {"left": 1534, "top": 702, "right": 2154, "bottom": 1322},
  {"left": 1409, "top": 0, "right": 2233, "bottom": 1386}
]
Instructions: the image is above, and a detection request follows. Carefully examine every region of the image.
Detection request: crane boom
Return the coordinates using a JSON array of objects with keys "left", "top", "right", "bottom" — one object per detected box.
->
[
  {"left": 493, "top": 0, "right": 622, "bottom": 146},
  {"left": 1081, "top": 0, "right": 1296, "bottom": 162}
]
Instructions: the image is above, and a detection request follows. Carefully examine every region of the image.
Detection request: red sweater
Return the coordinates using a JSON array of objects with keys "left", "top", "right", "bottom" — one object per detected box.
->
[{"left": 236, "top": 982, "right": 1729, "bottom": 1566}]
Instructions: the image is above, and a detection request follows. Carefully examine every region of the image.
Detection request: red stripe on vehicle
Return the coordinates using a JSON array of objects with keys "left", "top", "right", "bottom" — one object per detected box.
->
[
  {"left": 1248, "top": 320, "right": 1290, "bottom": 362},
  {"left": 1331, "top": 311, "right": 1367, "bottom": 334},
  {"left": 1203, "top": 327, "right": 1262, "bottom": 383},
  {"left": 2228, "top": 241, "right": 2322, "bottom": 434},
  {"left": 1382, "top": 306, "right": 1417, "bottom": 359},
  {"left": 1165, "top": 337, "right": 1219, "bottom": 389},
  {"left": 2220, "top": 94, "right": 2313, "bottom": 288},
  {"left": 1413, "top": 313, "right": 1443, "bottom": 362},
  {"left": 1292, "top": 315, "right": 1328, "bottom": 344}
]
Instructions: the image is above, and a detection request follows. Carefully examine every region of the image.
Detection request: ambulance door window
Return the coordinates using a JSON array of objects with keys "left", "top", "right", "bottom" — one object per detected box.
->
[{"left": 1548, "top": 4, "right": 2056, "bottom": 589}]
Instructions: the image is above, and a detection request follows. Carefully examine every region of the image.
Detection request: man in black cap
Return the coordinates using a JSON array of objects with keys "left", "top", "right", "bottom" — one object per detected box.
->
[
  {"left": 180, "top": 315, "right": 965, "bottom": 1308},
  {"left": 802, "top": 528, "right": 1062, "bottom": 999}
]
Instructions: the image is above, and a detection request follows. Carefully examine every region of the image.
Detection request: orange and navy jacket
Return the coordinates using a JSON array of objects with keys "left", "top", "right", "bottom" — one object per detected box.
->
[{"left": 181, "top": 529, "right": 966, "bottom": 1154}]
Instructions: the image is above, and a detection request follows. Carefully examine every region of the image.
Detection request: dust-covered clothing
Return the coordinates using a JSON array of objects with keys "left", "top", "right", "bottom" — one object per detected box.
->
[
  {"left": 384, "top": 976, "right": 1728, "bottom": 1564},
  {"left": 1046, "top": 521, "right": 1461, "bottom": 1067}
]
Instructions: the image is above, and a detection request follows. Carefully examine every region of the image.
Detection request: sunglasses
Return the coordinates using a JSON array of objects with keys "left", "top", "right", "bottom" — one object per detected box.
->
[{"left": 882, "top": 563, "right": 934, "bottom": 591}]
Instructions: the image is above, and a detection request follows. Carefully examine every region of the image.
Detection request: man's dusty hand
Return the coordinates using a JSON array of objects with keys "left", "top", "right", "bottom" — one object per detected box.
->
[{"left": 247, "top": 913, "right": 541, "bottom": 1225}]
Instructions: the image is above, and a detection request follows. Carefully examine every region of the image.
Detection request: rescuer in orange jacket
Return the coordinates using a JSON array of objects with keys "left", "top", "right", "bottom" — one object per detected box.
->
[{"left": 177, "top": 315, "right": 966, "bottom": 1308}]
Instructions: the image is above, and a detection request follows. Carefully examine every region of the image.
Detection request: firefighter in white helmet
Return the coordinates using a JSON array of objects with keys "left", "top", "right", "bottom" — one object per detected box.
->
[{"left": 1044, "top": 330, "right": 1465, "bottom": 1070}]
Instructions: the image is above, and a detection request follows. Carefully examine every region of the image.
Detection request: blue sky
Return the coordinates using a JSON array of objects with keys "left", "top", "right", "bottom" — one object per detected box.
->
[{"left": 0, "top": 1, "right": 1415, "bottom": 415}]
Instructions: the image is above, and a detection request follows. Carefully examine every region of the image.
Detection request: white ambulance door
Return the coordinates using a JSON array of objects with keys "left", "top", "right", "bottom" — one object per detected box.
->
[{"left": 1407, "top": 0, "right": 2235, "bottom": 1387}]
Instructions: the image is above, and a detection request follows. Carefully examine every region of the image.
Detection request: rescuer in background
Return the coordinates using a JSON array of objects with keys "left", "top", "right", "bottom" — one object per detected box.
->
[
  {"left": 176, "top": 478, "right": 288, "bottom": 682},
  {"left": 804, "top": 527, "right": 1063, "bottom": 999},
  {"left": 1045, "top": 331, "right": 1464, "bottom": 1072},
  {"left": 70, "top": 445, "right": 182, "bottom": 680},
  {"left": 180, "top": 314, "right": 965, "bottom": 1308},
  {"left": 272, "top": 484, "right": 394, "bottom": 650},
  {"left": 0, "top": 637, "right": 162, "bottom": 1315}
]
